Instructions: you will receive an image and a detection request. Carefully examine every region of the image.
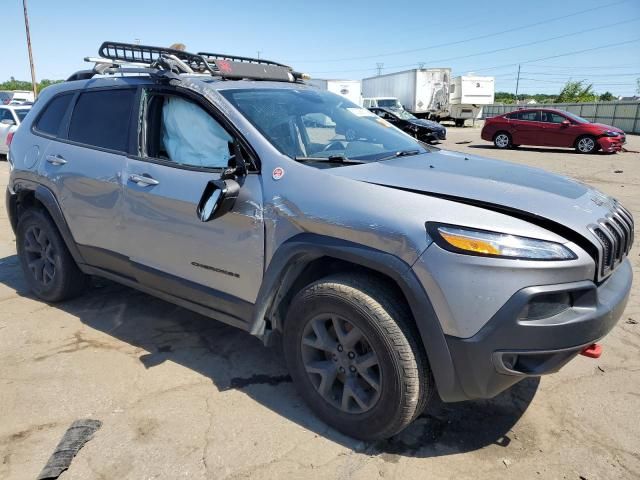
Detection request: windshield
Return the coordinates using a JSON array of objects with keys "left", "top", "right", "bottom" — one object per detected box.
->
[
  {"left": 393, "top": 109, "right": 417, "bottom": 120},
  {"left": 15, "top": 109, "right": 30, "bottom": 122},
  {"left": 562, "top": 111, "right": 589, "bottom": 124},
  {"left": 377, "top": 99, "right": 401, "bottom": 109},
  {"left": 221, "top": 88, "right": 427, "bottom": 163}
]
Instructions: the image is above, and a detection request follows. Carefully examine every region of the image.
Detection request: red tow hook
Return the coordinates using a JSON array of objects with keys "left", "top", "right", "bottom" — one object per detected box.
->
[{"left": 580, "top": 343, "right": 602, "bottom": 359}]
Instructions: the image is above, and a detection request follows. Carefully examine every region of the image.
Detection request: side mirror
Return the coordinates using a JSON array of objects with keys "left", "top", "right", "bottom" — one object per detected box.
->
[
  {"left": 561, "top": 120, "right": 571, "bottom": 126},
  {"left": 1, "top": 119, "right": 15, "bottom": 126},
  {"left": 197, "top": 179, "right": 240, "bottom": 222}
]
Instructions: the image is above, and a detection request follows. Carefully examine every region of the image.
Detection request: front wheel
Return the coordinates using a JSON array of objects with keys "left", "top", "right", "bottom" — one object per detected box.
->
[
  {"left": 283, "top": 274, "right": 432, "bottom": 440},
  {"left": 575, "top": 135, "right": 598, "bottom": 154}
]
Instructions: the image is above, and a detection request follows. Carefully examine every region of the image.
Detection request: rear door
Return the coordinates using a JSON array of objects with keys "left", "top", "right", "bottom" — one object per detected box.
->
[
  {"left": 121, "top": 87, "right": 264, "bottom": 311},
  {"left": 540, "top": 111, "right": 575, "bottom": 147},
  {"left": 38, "top": 87, "right": 136, "bottom": 256},
  {"left": 509, "top": 110, "right": 543, "bottom": 145}
]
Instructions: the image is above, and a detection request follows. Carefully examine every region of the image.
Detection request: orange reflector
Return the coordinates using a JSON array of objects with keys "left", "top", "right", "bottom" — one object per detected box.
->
[{"left": 439, "top": 231, "right": 501, "bottom": 255}]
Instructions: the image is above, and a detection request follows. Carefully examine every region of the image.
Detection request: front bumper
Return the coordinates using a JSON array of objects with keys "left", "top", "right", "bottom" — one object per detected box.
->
[
  {"left": 445, "top": 259, "right": 632, "bottom": 400},
  {"left": 419, "top": 129, "right": 446, "bottom": 141},
  {"left": 597, "top": 134, "right": 626, "bottom": 152}
]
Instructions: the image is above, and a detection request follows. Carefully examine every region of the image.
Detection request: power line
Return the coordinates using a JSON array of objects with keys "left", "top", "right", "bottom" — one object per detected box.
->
[
  {"left": 471, "top": 38, "right": 640, "bottom": 73},
  {"left": 519, "top": 71, "right": 640, "bottom": 77},
  {"left": 292, "top": 0, "right": 631, "bottom": 64},
  {"left": 308, "top": 17, "right": 639, "bottom": 75}
]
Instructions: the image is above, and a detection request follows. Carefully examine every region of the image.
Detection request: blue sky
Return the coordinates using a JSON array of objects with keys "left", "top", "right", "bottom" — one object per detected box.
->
[{"left": 4, "top": 0, "right": 640, "bottom": 95}]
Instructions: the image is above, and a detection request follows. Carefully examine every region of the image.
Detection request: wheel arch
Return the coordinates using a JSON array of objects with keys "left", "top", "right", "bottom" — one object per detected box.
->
[
  {"left": 10, "top": 182, "right": 86, "bottom": 267},
  {"left": 574, "top": 133, "right": 597, "bottom": 148},
  {"left": 493, "top": 130, "right": 511, "bottom": 141},
  {"left": 253, "top": 233, "right": 463, "bottom": 401}
]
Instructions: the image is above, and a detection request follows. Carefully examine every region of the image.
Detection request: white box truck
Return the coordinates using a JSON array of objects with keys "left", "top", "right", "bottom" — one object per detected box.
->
[
  {"left": 362, "top": 68, "right": 451, "bottom": 119},
  {"left": 308, "top": 79, "right": 362, "bottom": 106},
  {"left": 449, "top": 75, "right": 495, "bottom": 126}
]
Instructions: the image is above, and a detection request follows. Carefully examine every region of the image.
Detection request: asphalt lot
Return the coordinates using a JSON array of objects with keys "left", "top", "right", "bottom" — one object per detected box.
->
[{"left": 1, "top": 128, "right": 639, "bottom": 479}]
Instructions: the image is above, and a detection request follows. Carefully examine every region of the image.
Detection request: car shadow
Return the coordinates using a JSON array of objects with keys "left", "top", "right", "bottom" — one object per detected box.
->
[
  {"left": 467, "top": 144, "right": 614, "bottom": 155},
  {"left": 0, "top": 254, "right": 539, "bottom": 458}
]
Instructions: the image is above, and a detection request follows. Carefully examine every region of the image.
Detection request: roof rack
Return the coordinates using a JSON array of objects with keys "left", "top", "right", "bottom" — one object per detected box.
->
[
  {"left": 198, "top": 51, "right": 290, "bottom": 69},
  {"left": 67, "top": 41, "right": 309, "bottom": 83}
]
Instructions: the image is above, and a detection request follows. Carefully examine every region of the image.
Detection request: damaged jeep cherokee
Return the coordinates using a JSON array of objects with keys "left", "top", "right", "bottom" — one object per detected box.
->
[{"left": 6, "top": 42, "right": 634, "bottom": 441}]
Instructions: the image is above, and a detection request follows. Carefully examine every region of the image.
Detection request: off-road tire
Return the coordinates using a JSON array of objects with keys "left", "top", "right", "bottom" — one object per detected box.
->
[
  {"left": 16, "top": 208, "right": 87, "bottom": 302},
  {"left": 283, "top": 273, "right": 433, "bottom": 440}
]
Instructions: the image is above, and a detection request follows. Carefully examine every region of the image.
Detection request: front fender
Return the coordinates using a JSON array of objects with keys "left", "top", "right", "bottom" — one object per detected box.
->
[{"left": 251, "top": 232, "right": 464, "bottom": 402}]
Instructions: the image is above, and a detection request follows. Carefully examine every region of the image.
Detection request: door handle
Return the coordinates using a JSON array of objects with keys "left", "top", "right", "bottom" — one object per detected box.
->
[
  {"left": 46, "top": 154, "right": 67, "bottom": 165},
  {"left": 129, "top": 173, "right": 160, "bottom": 187}
]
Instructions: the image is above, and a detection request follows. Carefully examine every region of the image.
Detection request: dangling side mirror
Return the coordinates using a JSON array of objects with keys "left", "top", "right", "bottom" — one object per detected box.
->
[{"left": 197, "top": 179, "right": 240, "bottom": 222}]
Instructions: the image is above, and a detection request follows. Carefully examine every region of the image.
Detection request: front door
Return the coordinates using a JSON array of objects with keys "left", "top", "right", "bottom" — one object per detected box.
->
[
  {"left": 121, "top": 88, "right": 265, "bottom": 313},
  {"left": 539, "top": 111, "right": 575, "bottom": 147}
]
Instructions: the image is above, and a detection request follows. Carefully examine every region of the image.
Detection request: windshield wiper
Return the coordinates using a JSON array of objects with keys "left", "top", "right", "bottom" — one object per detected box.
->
[
  {"left": 377, "top": 149, "right": 423, "bottom": 162},
  {"left": 294, "top": 155, "right": 364, "bottom": 165}
]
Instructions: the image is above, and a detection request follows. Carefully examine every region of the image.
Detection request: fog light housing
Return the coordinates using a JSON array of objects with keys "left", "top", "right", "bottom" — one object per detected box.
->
[{"left": 518, "top": 292, "right": 572, "bottom": 320}]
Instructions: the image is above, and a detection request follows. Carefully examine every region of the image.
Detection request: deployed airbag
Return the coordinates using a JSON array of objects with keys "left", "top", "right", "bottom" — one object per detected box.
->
[{"left": 162, "top": 96, "right": 232, "bottom": 168}]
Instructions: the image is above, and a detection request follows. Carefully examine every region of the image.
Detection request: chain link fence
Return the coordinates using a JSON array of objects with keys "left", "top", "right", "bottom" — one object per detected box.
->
[{"left": 482, "top": 101, "right": 640, "bottom": 134}]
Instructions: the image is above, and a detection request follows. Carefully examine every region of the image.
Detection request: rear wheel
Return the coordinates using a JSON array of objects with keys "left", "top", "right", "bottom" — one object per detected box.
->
[
  {"left": 283, "top": 273, "right": 432, "bottom": 440},
  {"left": 16, "top": 208, "right": 87, "bottom": 302},
  {"left": 455, "top": 119, "right": 465, "bottom": 127},
  {"left": 494, "top": 132, "right": 512, "bottom": 149},
  {"left": 575, "top": 135, "right": 598, "bottom": 154}
]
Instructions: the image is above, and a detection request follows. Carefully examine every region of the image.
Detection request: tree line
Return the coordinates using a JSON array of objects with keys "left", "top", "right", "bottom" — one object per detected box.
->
[
  {"left": 495, "top": 80, "right": 620, "bottom": 104},
  {"left": 0, "top": 77, "right": 63, "bottom": 93}
]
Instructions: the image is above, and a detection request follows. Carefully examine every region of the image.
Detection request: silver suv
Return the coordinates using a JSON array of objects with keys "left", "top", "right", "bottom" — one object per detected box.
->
[{"left": 6, "top": 43, "right": 634, "bottom": 441}]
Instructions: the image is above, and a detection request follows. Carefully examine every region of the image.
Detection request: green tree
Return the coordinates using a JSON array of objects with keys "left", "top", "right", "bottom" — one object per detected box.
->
[
  {"left": 556, "top": 80, "right": 597, "bottom": 103},
  {"left": 0, "top": 78, "right": 63, "bottom": 93},
  {"left": 598, "top": 91, "right": 615, "bottom": 101}
]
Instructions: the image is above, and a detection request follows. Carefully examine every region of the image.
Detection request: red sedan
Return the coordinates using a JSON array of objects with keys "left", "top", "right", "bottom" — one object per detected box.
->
[{"left": 481, "top": 108, "right": 626, "bottom": 154}]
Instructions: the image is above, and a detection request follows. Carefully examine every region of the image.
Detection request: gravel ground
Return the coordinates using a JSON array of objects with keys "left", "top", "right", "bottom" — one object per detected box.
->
[{"left": 1, "top": 129, "right": 638, "bottom": 480}]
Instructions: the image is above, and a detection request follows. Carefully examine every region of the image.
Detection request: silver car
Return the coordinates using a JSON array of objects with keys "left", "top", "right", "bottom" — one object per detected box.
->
[
  {"left": 6, "top": 42, "right": 634, "bottom": 441},
  {"left": 0, "top": 105, "right": 30, "bottom": 155}
]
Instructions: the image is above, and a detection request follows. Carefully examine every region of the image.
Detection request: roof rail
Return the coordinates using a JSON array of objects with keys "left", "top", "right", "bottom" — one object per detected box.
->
[{"left": 66, "top": 41, "right": 308, "bottom": 83}]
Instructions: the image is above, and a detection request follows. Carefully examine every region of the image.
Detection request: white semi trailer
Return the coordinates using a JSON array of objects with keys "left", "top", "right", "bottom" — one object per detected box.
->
[
  {"left": 362, "top": 69, "right": 495, "bottom": 126},
  {"left": 307, "top": 79, "right": 362, "bottom": 106},
  {"left": 362, "top": 68, "right": 451, "bottom": 119},
  {"left": 449, "top": 75, "right": 495, "bottom": 126}
]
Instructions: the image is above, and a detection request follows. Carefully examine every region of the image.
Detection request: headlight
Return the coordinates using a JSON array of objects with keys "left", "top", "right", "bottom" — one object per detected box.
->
[
  {"left": 603, "top": 131, "right": 619, "bottom": 137},
  {"left": 427, "top": 224, "right": 577, "bottom": 260}
]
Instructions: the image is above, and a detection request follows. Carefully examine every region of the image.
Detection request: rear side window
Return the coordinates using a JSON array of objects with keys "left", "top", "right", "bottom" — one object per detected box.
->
[
  {"left": 35, "top": 93, "right": 73, "bottom": 136},
  {"left": 68, "top": 89, "right": 135, "bottom": 152},
  {"left": 507, "top": 111, "right": 539, "bottom": 121}
]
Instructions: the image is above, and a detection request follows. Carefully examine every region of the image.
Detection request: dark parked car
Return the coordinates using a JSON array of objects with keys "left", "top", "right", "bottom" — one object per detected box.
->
[
  {"left": 481, "top": 108, "right": 626, "bottom": 153},
  {"left": 369, "top": 107, "right": 446, "bottom": 142}
]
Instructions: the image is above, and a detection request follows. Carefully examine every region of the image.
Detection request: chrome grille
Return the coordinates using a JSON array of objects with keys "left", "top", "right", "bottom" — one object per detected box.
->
[{"left": 589, "top": 203, "right": 634, "bottom": 280}]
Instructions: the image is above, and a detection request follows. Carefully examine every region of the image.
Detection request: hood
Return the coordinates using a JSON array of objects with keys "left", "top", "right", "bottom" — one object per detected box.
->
[
  {"left": 408, "top": 118, "right": 443, "bottom": 129},
  {"left": 590, "top": 123, "right": 624, "bottom": 134},
  {"left": 331, "top": 149, "right": 621, "bottom": 246}
]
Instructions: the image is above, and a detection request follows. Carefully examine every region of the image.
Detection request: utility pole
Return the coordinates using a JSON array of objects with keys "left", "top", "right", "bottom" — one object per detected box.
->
[
  {"left": 376, "top": 63, "right": 384, "bottom": 76},
  {"left": 257, "top": 50, "right": 262, "bottom": 59},
  {"left": 514, "top": 64, "right": 521, "bottom": 105},
  {"left": 22, "top": 0, "right": 38, "bottom": 99}
]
